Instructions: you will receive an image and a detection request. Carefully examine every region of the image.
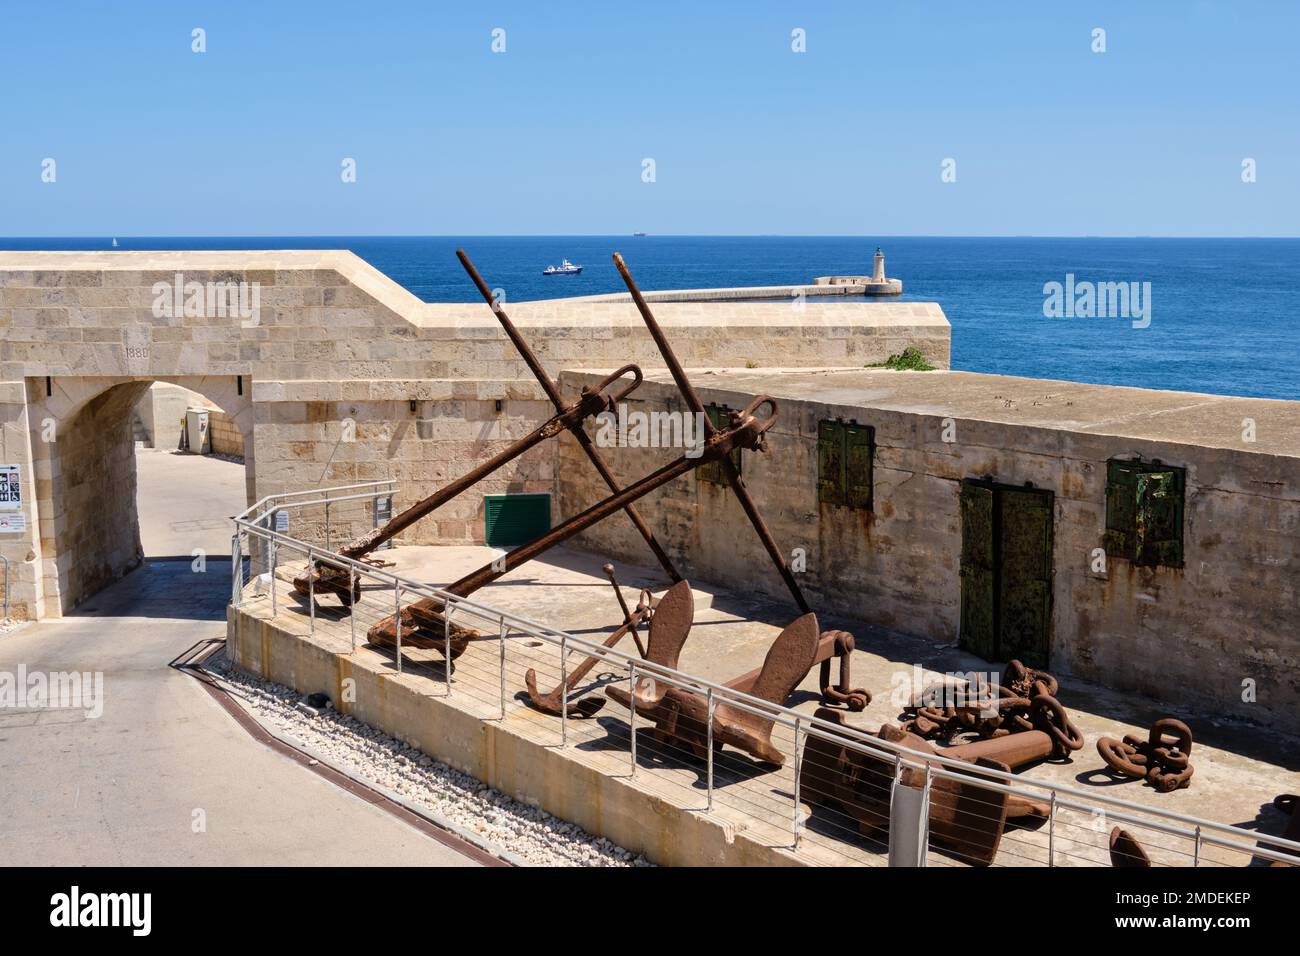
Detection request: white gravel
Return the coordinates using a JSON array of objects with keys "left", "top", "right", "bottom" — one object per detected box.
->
[{"left": 205, "top": 654, "right": 651, "bottom": 867}]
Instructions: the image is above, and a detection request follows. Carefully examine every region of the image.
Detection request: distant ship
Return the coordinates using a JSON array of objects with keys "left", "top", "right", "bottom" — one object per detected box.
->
[
  {"left": 542, "top": 259, "right": 582, "bottom": 276},
  {"left": 632, "top": 232, "right": 646, "bottom": 237},
  {"left": 111, "top": 238, "right": 118, "bottom": 247}
]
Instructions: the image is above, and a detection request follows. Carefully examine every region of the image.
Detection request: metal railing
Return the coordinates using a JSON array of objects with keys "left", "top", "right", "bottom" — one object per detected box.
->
[
  {"left": 230, "top": 482, "right": 1300, "bottom": 869},
  {"left": 234, "top": 480, "right": 396, "bottom": 584}
]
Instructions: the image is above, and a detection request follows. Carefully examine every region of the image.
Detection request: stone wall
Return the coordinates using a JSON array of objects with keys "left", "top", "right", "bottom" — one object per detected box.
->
[
  {"left": 0, "top": 251, "right": 948, "bottom": 617},
  {"left": 1, "top": 374, "right": 252, "bottom": 617},
  {"left": 555, "top": 368, "right": 1300, "bottom": 732},
  {"left": 57, "top": 382, "right": 152, "bottom": 608},
  {"left": 0, "top": 381, "right": 37, "bottom": 618},
  {"left": 134, "top": 382, "right": 201, "bottom": 450},
  {"left": 207, "top": 408, "right": 243, "bottom": 458},
  {"left": 133, "top": 382, "right": 245, "bottom": 456}
]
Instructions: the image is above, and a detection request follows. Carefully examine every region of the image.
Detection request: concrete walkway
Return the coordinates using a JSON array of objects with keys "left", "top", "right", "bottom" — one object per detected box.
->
[{"left": 0, "top": 449, "right": 479, "bottom": 866}]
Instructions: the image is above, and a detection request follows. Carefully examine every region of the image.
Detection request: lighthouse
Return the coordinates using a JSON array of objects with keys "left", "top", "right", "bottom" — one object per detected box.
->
[{"left": 811, "top": 242, "right": 903, "bottom": 295}]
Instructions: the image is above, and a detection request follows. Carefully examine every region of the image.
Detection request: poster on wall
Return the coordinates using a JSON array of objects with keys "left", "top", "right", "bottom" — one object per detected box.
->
[
  {"left": 1, "top": 464, "right": 24, "bottom": 533},
  {"left": 0, "top": 464, "right": 21, "bottom": 510}
]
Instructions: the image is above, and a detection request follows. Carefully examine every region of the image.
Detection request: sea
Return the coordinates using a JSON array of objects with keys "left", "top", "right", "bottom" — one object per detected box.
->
[{"left": 4, "top": 236, "right": 1297, "bottom": 401}]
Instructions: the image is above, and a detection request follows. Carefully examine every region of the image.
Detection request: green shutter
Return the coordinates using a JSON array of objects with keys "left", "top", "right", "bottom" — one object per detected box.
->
[
  {"left": 817, "top": 420, "right": 874, "bottom": 511},
  {"left": 845, "top": 424, "right": 875, "bottom": 511},
  {"left": 1104, "top": 460, "right": 1140, "bottom": 558},
  {"left": 1135, "top": 470, "right": 1184, "bottom": 567},
  {"left": 1105, "top": 458, "right": 1185, "bottom": 569},
  {"left": 959, "top": 480, "right": 996, "bottom": 661},
  {"left": 817, "top": 420, "right": 845, "bottom": 505},
  {"left": 484, "top": 493, "right": 551, "bottom": 546},
  {"left": 698, "top": 404, "right": 739, "bottom": 486}
]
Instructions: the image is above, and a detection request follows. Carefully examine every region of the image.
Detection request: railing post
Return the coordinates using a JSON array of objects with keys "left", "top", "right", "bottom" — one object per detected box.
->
[
  {"left": 706, "top": 687, "right": 715, "bottom": 811},
  {"left": 498, "top": 615, "right": 507, "bottom": 720},
  {"left": 270, "top": 538, "right": 278, "bottom": 617},
  {"left": 230, "top": 532, "right": 241, "bottom": 606},
  {"left": 1194, "top": 825, "right": 1202, "bottom": 867},
  {"left": 348, "top": 565, "right": 357, "bottom": 652},
  {"left": 1048, "top": 791, "right": 1057, "bottom": 866},
  {"left": 260, "top": 511, "right": 273, "bottom": 576},
  {"left": 628, "top": 662, "right": 637, "bottom": 778},
  {"left": 559, "top": 636, "right": 568, "bottom": 747},
  {"left": 918, "top": 765, "right": 932, "bottom": 866},
  {"left": 888, "top": 759, "right": 929, "bottom": 867},
  {"left": 394, "top": 583, "right": 402, "bottom": 675},
  {"left": 443, "top": 604, "right": 453, "bottom": 695},
  {"left": 324, "top": 499, "right": 331, "bottom": 551},
  {"left": 792, "top": 716, "right": 804, "bottom": 849},
  {"left": 307, "top": 548, "right": 316, "bottom": 635}
]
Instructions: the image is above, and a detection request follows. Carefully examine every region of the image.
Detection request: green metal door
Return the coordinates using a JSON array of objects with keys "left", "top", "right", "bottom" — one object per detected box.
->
[
  {"left": 959, "top": 480, "right": 1054, "bottom": 667},
  {"left": 998, "top": 487, "right": 1054, "bottom": 668},
  {"left": 484, "top": 493, "right": 551, "bottom": 547},
  {"left": 959, "top": 481, "right": 996, "bottom": 660}
]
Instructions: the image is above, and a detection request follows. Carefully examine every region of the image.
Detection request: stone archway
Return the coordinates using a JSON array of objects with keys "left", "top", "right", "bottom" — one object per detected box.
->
[{"left": 24, "top": 375, "right": 253, "bottom": 616}]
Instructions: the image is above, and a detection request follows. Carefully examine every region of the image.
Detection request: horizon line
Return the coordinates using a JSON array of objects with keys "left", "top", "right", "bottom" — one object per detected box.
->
[{"left": 3, "top": 234, "right": 1300, "bottom": 241}]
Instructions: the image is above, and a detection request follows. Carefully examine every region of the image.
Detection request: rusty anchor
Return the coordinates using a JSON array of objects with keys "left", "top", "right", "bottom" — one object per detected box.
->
[
  {"left": 1096, "top": 718, "right": 1194, "bottom": 792},
  {"left": 291, "top": 363, "right": 645, "bottom": 603},
  {"left": 1109, "top": 795, "right": 1300, "bottom": 867},
  {"left": 1269, "top": 794, "right": 1300, "bottom": 867},
  {"left": 612, "top": 251, "right": 868, "bottom": 712},
  {"left": 800, "top": 692, "right": 1084, "bottom": 865},
  {"left": 365, "top": 395, "right": 780, "bottom": 655},
  {"left": 617, "top": 614, "right": 874, "bottom": 767},
  {"left": 645, "top": 612, "right": 826, "bottom": 767},
  {"left": 458, "top": 249, "right": 680, "bottom": 582},
  {"left": 290, "top": 246, "right": 685, "bottom": 606},
  {"left": 1108, "top": 827, "right": 1152, "bottom": 867},
  {"left": 523, "top": 567, "right": 693, "bottom": 719}
]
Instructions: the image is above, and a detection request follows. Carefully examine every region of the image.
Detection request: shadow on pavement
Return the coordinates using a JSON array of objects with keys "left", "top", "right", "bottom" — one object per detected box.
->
[{"left": 66, "top": 557, "right": 233, "bottom": 621}]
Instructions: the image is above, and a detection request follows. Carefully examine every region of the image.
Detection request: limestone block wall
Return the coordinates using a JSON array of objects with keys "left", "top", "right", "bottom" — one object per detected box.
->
[
  {"left": 0, "top": 381, "right": 38, "bottom": 618},
  {"left": 250, "top": 378, "right": 558, "bottom": 548},
  {"left": 133, "top": 383, "right": 245, "bottom": 456},
  {"left": 134, "top": 382, "right": 204, "bottom": 449},
  {"left": 207, "top": 409, "right": 243, "bottom": 458},
  {"left": 0, "top": 374, "right": 252, "bottom": 618},
  {"left": 0, "top": 250, "right": 948, "bottom": 617},
  {"left": 56, "top": 381, "right": 152, "bottom": 608},
  {"left": 555, "top": 368, "right": 1300, "bottom": 732}
]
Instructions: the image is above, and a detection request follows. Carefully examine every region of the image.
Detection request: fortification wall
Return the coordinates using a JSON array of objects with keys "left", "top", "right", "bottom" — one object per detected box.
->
[
  {"left": 556, "top": 368, "right": 1300, "bottom": 732},
  {"left": 0, "top": 251, "right": 948, "bottom": 617}
]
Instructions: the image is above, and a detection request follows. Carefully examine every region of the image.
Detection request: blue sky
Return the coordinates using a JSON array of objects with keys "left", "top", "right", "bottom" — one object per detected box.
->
[{"left": 2, "top": 1, "right": 1296, "bottom": 236}]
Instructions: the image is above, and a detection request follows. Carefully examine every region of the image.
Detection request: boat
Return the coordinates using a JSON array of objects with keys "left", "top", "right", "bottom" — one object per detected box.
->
[
  {"left": 111, "top": 238, "right": 118, "bottom": 247},
  {"left": 632, "top": 232, "right": 646, "bottom": 237},
  {"left": 542, "top": 259, "right": 582, "bottom": 276}
]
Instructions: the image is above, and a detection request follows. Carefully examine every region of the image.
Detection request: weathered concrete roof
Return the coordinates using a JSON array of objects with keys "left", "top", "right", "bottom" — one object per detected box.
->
[{"left": 617, "top": 367, "right": 1300, "bottom": 458}]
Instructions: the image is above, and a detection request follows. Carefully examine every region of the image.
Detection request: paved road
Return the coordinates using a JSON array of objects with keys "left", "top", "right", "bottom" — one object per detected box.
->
[{"left": 0, "top": 448, "right": 478, "bottom": 865}]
